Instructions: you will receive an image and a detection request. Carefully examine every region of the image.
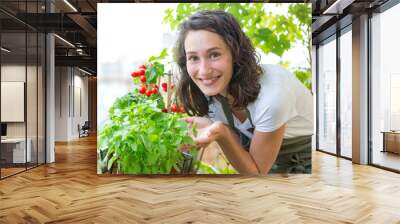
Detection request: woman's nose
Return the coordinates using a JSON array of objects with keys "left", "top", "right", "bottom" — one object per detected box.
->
[{"left": 198, "top": 59, "right": 211, "bottom": 76}]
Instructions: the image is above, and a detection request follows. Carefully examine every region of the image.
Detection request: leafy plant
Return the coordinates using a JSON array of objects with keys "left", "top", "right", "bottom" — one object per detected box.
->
[{"left": 98, "top": 51, "right": 197, "bottom": 174}]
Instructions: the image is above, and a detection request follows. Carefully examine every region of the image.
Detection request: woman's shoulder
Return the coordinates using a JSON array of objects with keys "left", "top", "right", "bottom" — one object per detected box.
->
[
  {"left": 256, "top": 64, "right": 294, "bottom": 98},
  {"left": 249, "top": 64, "right": 302, "bottom": 116}
]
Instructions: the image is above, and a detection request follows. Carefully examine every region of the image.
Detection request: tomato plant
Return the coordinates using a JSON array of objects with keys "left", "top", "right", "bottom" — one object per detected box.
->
[{"left": 98, "top": 49, "right": 198, "bottom": 174}]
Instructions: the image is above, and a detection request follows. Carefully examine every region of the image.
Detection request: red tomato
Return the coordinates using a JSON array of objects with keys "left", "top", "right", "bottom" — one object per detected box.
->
[
  {"left": 151, "top": 87, "right": 158, "bottom": 94},
  {"left": 171, "top": 104, "right": 177, "bottom": 112},
  {"left": 131, "top": 71, "right": 139, "bottom": 78},
  {"left": 161, "top": 82, "right": 168, "bottom": 89},
  {"left": 137, "top": 69, "right": 145, "bottom": 77},
  {"left": 139, "top": 64, "right": 146, "bottom": 70},
  {"left": 139, "top": 85, "right": 146, "bottom": 94},
  {"left": 140, "top": 75, "right": 147, "bottom": 83},
  {"left": 145, "top": 90, "right": 152, "bottom": 97}
]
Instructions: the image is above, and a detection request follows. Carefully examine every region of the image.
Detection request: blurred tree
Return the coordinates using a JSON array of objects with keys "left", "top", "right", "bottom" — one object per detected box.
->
[{"left": 288, "top": 3, "right": 312, "bottom": 91}]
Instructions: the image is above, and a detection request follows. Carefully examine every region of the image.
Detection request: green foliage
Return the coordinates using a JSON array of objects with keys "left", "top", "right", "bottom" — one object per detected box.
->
[
  {"left": 289, "top": 3, "right": 311, "bottom": 26},
  {"left": 289, "top": 4, "right": 312, "bottom": 68},
  {"left": 146, "top": 61, "right": 165, "bottom": 84},
  {"left": 149, "top": 48, "right": 168, "bottom": 62},
  {"left": 98, "top": 53, "right": 198, "bottom": 174},
  {"left": 293, "top": 69, "right": 311, "bottom": 90},
  {"left": 98, "top": 91, "right": 195, "bottom": 174},
  {"left": 197, "top": 161, "right": 238, "bottom": 174}
]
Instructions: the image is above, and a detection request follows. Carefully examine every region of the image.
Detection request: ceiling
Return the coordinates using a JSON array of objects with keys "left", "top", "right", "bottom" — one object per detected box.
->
[
  {"left": 312, "top": 0, "right": 390, "bottom": 44},
  {"left": 0, "top": 0, "right": 101, "bottom": 75}
]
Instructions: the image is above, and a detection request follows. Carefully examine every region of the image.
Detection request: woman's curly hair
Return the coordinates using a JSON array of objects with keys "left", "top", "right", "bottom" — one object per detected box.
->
[{"left": 175, "top": 10, "right": 262, "bottom": 116}]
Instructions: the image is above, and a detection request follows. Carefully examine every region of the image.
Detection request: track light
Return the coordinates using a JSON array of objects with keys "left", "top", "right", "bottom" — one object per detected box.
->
[
  {"left": 1, "top": 47, "right": 11, "bottom": 53},
  {"left": 54, "top": 34, "right": 75, "bottom": 48},
  {"left": 78, "top": 67, "right": 93, "bottom": 76},
  {"left": 63, "top": 0, "right": 78, "bottom": 12},
  {"left": 322, "top": 0, "right": 355, "bottom": 15}
]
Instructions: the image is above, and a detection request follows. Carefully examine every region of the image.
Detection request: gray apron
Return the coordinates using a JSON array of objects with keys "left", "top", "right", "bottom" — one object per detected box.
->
[{"left": 216, "top": 95, "right": 312, "bottom": 174}]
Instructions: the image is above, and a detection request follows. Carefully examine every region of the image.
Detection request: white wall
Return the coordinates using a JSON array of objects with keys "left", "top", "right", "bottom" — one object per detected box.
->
[
  {"left": 55, "top": 67, "right": 89, "bottom": 141},
  {"left": 312, "top": 45, "right": 316, "bottom": 151},
  {"left": 73, "top": 72, "right": 89, "bottom": 137},
  {"left": 55, "top": 67, "right": 69, "bottom": 141},
  {"left": 1, "top": 63, "right": 46, "bottom": 164},
  {"left": 1, "top": 65, "right": 37, "bottom": 137}
]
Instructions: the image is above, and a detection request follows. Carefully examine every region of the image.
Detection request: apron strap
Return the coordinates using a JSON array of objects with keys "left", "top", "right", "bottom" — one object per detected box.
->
[
  {"left": 215, "top": 95, "right": 252, "bottom": 149},
  {"left": 215, "top": 95, "right": 236, "bottom": 130}
]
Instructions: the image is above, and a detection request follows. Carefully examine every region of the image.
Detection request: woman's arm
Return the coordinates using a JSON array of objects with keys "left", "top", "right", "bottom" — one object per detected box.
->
[
  {"left": 215, "top": 123, "right": 286, "bottom": 175},
  {"left": 184, "top": 117, "right": 286, "bottom": 174}
]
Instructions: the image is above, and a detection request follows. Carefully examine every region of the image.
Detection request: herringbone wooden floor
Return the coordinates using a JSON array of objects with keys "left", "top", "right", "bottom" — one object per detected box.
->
[{"left": 1, "top": 135, "right": 400, "bottom": 223}]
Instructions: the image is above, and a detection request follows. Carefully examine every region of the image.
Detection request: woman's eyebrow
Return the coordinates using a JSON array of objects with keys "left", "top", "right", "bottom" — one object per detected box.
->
[
  {"left": 206, "top": 47, "right": 221, "bottom": 52},
  {"left": 186, "top": 47, "right": 222, "bottom": 55}
]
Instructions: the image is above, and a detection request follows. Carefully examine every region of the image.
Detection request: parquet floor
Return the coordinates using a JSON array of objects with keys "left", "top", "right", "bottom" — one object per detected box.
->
[
  {"left": 1, "top": 167, "right": 26, "bottom": 177},
  {"left": 1, "top": 135, "right": 400, "bottom": 223}
]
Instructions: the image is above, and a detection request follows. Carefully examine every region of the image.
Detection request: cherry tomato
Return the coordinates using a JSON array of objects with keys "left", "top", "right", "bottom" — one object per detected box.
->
[
  {"left": 140, "top": 75, "right": 147, "bottom": 83},
  {"left": 145, "top": 90, "right": 152, "bottom": 97},
  {"left": 139, "top": 64, "right": 146, "bottom": 70},
  {"left": 171, "top": 104, "right": 177, "bottom": 112},
  {"left": 137, "top": 69, "right": 145, "bottom": 77},
  {"left": 139, "top": 85, "right": 146, "bottom": 94},
  {"left": 151, "top": 87, "right": 158, "bottom": 94},
  {"left": 161, "top": 82, "right": 168, "bottom": 89},
  {"left": 131, "top": 71, "right": 139, "bottom": 78}
]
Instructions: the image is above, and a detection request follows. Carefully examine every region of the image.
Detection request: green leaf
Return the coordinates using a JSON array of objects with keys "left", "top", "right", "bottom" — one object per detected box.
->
[
  {"left": 107, "top": 155, "right": 117, "bottom": 171},
  {"left": 197, "top": 161, "right": 220, "bottom": 174},
  {"left": 149, "top": 48, "right": 168, "bottom": 62},
  {"left": 149, "top": 134, "right": 158, "bottom": 142}
]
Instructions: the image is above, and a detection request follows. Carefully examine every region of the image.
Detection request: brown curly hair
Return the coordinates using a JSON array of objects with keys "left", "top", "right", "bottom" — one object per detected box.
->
[{"left": 175, "top": 10, "right": 262, "bottom": 116}]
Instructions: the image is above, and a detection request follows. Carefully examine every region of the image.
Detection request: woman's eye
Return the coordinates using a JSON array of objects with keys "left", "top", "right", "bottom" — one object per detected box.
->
[
  {"left": 187, "top": 56, "right": 198, "bottom": 62},
  {"left": 210, "top": 52, "right": 221, "bottom": 59}
]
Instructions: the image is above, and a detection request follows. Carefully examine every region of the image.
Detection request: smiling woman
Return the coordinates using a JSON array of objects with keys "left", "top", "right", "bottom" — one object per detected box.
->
[
  {"left": 184, "top": 30, "right": 233, "bottom": 97},
  {"left": 176, "top": 10, "right": 314, "bottom": 175}
]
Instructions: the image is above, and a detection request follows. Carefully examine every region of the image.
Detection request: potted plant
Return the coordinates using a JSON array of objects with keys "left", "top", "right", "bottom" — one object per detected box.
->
[{"left": 98, "top": 50, "right": 198, "bottom": 174}]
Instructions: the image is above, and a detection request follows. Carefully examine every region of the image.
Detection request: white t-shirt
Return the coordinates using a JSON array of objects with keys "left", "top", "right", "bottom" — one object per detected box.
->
[{"left": 208, "top": 64, "right": 314, "bottom": 139}]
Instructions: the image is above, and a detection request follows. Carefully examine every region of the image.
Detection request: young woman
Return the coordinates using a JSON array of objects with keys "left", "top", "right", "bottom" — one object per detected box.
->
[{"left": 175, "top": 10, "right": 313, "bottom": 175}]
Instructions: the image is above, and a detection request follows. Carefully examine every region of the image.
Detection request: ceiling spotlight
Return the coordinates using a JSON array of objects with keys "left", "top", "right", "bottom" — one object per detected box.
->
[{"left": 1, "top": 47, "right": 11, "bottom": 53}]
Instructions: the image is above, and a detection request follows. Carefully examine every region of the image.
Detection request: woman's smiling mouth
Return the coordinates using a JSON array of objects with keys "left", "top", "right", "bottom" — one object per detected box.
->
[{"left": 198, "top": 75, "right": 222, "bottom": 86}]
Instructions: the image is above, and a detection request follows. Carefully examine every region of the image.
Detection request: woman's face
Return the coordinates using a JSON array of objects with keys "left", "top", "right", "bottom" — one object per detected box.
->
[{"left": 184, "top": 30, "right": 233, "bottom": 97}]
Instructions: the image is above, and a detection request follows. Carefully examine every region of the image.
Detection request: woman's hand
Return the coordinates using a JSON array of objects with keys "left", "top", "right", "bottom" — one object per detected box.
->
[{"left": 182, "top": 117, "right": 225, "bottom": 147}]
